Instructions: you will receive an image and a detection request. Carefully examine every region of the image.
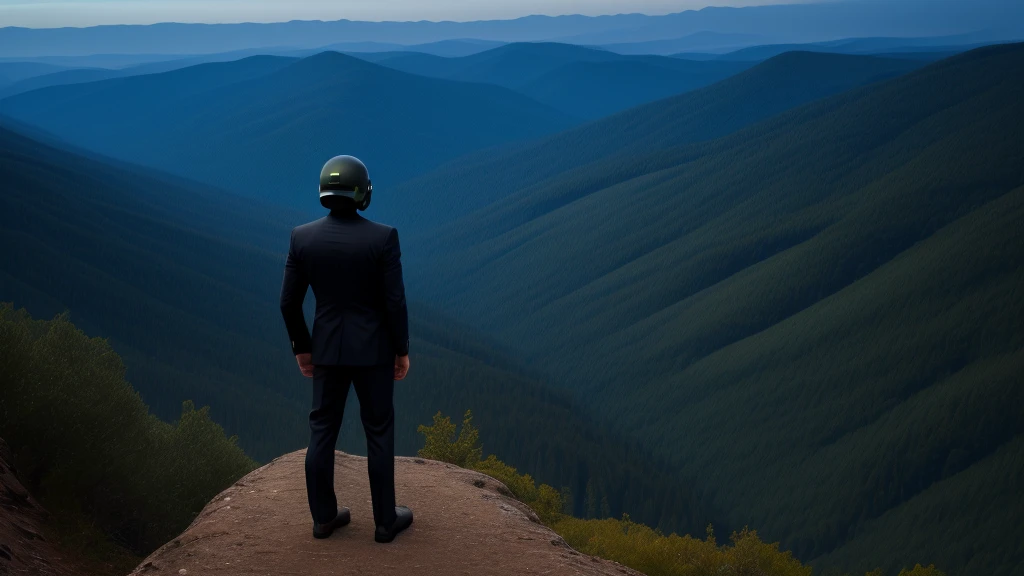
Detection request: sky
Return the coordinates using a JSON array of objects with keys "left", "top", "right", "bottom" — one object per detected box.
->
[{"left": 0, "top": 0, "right": 811, "bottom": 28}]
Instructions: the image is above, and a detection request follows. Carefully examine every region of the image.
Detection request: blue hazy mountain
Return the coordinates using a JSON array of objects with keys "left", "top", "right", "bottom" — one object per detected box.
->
[
  {"left": 0, "top": 43, "right": 396, "bottom": 98},
  {"left": 556, "top": 0, "right": 1024, "bottom": 44},
  {"left": 317, "top": 38, "right": 505, "bottom": 58},
  {"left": 1, "top": 67, "right": 122, "bottom": 98},
  {"left": 368, "top": 43, "right": 626, "bottom": 87},
  {"left": 2, "top": 0, "right": 1021, "bottom": 58},
  {"left": 359, "top": 42, "right": 752, "bottom": 118},
  {"left": 703, "top": 33, "right": 1014, "bottom": 62},
  {"left": 403, "top": 43, "right": 1024, "bottom": 576},
  {"left": 0, "top": 53, "right": 268, "bottom": 98},
  {"left": 0, "top": 61, "right": 73, "bottom": 91},
  {"left": 383, "top": 51, "right": 925, "bottom": 237},
  {"left": 517, "top": 57, "right": 753, "bottom": 119},
  {"left": 1, "top": 51, "right": 577, "bottom": 211},
  {"left": 400, "top": 39, "right": 507, "bottom": 57},
  {"left": 598, "top": 31, "right": 767, "bottom": 55}
]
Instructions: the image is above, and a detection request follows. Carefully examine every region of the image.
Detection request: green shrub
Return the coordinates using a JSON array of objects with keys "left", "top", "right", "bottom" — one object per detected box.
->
[
  {"left": 418, "top": 410, "right": 565, "bottom": 523},
  {"left": 0, "top": 304, "right": 257, "bottom": 555},
  {"left": 417, "top": 410, "right": 482, "bottom": 468}
]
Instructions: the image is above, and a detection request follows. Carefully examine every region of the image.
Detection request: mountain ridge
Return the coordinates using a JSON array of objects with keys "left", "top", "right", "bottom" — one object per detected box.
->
[
  {"left": 1, "top": 50, "right": 578, "bottom": 211},
  {"left": 3, "top": 0, "right": 1020, "bottom": 57}
]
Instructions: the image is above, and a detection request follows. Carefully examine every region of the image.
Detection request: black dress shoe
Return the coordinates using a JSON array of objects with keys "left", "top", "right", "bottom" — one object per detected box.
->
[
  {"left": 374, "top": 506, "right": 413, "bottom": 543},
  {"left": 313, "top": 507, "right": 351, "bottom": 539}
]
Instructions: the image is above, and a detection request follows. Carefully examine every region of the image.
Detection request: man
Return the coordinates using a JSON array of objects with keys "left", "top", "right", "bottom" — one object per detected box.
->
[{"left": 280, "top": 155, "right": 414, "bottom": 543}]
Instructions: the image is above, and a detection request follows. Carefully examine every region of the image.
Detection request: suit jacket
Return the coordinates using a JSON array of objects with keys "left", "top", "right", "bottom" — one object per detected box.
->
[{"left": 280, "top": 209, "right": 410, "bottom": 366}]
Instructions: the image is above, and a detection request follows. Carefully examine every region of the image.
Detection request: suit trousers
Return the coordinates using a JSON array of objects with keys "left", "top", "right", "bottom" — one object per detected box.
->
[{"left": 305, "top": 364, "right": 397, "bottom": 528}]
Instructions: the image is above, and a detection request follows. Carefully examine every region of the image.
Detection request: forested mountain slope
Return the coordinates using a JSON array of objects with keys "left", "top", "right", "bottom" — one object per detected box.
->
[
  {"left": 0, "top": 51, "right": 577, "bottom": 212},
  {"left": 386, "top": 51, "right": 924, "bottom": 237},
  {"left": 0, "top": 126, "right": 706, "bottom": 534},
  {"left": 516, "top": 58, "right": 752, "bottom": 119},
  {"left": 410, "top": 43, "right": 1024, "bottom": 576}
]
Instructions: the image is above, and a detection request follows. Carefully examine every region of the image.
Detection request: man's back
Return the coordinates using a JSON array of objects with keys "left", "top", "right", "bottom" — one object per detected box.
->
[
  {"left": 281, "top": 155, "right": 414, "bottom": 543},
  {"left": 280, "top": 209, "right": 410, "bottom": 367}
]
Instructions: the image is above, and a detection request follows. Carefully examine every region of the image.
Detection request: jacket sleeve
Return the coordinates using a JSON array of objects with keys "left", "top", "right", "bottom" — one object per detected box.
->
[
  {"left": 280, "top": 229, "right": 312, "bottom": 355},
  {"left": 382, "top": 227, "right": 410, "bottom": 357}
]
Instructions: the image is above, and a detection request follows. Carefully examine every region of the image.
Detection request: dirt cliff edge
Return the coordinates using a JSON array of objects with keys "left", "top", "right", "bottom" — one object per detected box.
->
[
  {"left": 0, "top": 437, "right": 81, "bottom": 576},
  {"left": 131, "top": 450, "right": 641, "bottom": 576}
]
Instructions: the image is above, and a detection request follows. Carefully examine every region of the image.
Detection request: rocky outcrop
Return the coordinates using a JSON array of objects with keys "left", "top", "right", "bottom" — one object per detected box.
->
[
  {"left": 0, "top": 438, "right": 77, "bottom": 576},
  {"left": 131, "top": 450, "right": 641, "bottom": 576}
]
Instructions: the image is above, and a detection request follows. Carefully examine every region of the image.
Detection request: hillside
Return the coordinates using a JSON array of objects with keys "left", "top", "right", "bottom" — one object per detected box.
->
[
  {"left": 708, "top": 35, "right": 997, "bottom": 62},
  {"left": 128, "top": 451, "right": 642, "bottom": 576},
  {"left": 0, "top": 124, "right": 707, "bottom": 533},
  {"left": 516, "top": 59, "right": 744, "bottom": 118},
  {"left": 0, "top": 61, "right": 72, "bottom": 90},
  {"left": 0, "top": 51, "right": 294, "bottom": 98},
  {"left": 407, "top": 43, "right": 1024, "bottom": 576},
  {"left": 384, "top": 51, "right": 924, "bottom": 237},
  {"left": 0, "top": 51, "right": 577, "bottom": 211},
  {"left": 0, "top": 67, "right": 124, "bottom": 98}
]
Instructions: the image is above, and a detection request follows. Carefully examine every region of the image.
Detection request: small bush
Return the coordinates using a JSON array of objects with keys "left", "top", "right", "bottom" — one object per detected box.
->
[
  {"left": 897, "top": 565, "right": 947, "bottom": 576},
  {"left": 418, "top": 410, "right": 565, "bottom": 523},
  {"left": 417, "top": 410, "right": 482, "bottom": 468}
]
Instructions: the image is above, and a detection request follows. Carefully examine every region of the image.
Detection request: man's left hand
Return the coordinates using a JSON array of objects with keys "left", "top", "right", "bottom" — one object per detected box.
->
[{"left": 295, "top": 353, "right": 314, "bottom": 378}]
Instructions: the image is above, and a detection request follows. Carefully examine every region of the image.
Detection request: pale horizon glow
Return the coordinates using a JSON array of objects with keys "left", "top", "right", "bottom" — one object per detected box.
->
[{"left": 0, "top": 0, "right": 815, "bottom": 29}]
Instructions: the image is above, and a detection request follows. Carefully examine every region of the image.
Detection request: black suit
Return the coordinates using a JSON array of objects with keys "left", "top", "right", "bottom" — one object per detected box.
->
[{"left": 280, "top": 208, "right": 410, "bottom": 528}]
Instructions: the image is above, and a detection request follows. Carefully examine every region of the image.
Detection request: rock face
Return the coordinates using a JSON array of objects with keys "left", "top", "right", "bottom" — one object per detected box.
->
[
  {"left": 132, "top": 450, "right": 640, "bottom": 576},
  {"left": 0, "top": 438, "right": 77, "bottom": 576}
]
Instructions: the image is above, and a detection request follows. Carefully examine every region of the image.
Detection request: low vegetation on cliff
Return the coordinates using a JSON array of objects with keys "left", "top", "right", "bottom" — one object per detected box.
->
[{"left": 418, "top": 410, "right": 946, "bottom": 576}]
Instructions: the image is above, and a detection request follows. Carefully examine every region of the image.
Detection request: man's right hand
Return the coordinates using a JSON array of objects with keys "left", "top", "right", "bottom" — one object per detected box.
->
[
  {"left": 295, "top": 353, "right": 314, "bottom": 378},
  {"left": 394, "top": 355, "right": 410, "bottom": 381}
]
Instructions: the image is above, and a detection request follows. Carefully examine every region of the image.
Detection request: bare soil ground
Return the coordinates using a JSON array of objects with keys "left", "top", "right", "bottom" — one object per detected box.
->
[{"left": 130, "top": 450, "right": 641, "bottom": 576}]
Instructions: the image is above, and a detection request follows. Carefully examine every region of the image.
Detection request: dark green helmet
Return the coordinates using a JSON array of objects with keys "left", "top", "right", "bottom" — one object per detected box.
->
[{"left": 319, "top": 155, "right": 372, "bottom": 211}]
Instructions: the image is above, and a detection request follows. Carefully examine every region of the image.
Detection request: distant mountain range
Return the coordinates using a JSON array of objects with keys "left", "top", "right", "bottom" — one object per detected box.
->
[
  {"left": 598, "top": 31, "right": 769, "bottom": 55},
  {"left": 1, "top": 0, "right": 1021, "bottom": 58},
  {"left": 683, "top": 33, "right": 1011, "bottom": 62},
  {"left": 0, "top": 39, "right": 507, "bottom": 98},
  {"left": 0, "top": 33, "right": 996, "bottom": 101},
  {"left": 0, "top": 50, "right": 578, "bottom": 212},
  {"left": 359, "top": 43, "right": 754, "bottom": 119}
]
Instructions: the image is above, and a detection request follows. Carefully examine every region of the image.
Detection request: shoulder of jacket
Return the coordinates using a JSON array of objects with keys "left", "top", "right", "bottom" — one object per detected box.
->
[
  {"left": 291, "top": 217, "right": 326, "bottom": 241},
  {"left": 294, "top": 217, "right": 327, "bottom": 233},
  {"left": 363, "top": 218, "right": 397, "bottom": 238}
]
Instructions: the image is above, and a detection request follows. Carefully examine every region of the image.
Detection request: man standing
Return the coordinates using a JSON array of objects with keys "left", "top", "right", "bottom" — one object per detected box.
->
[{"left": 280, "top": 155, "right": 414, "bottom": 543}]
